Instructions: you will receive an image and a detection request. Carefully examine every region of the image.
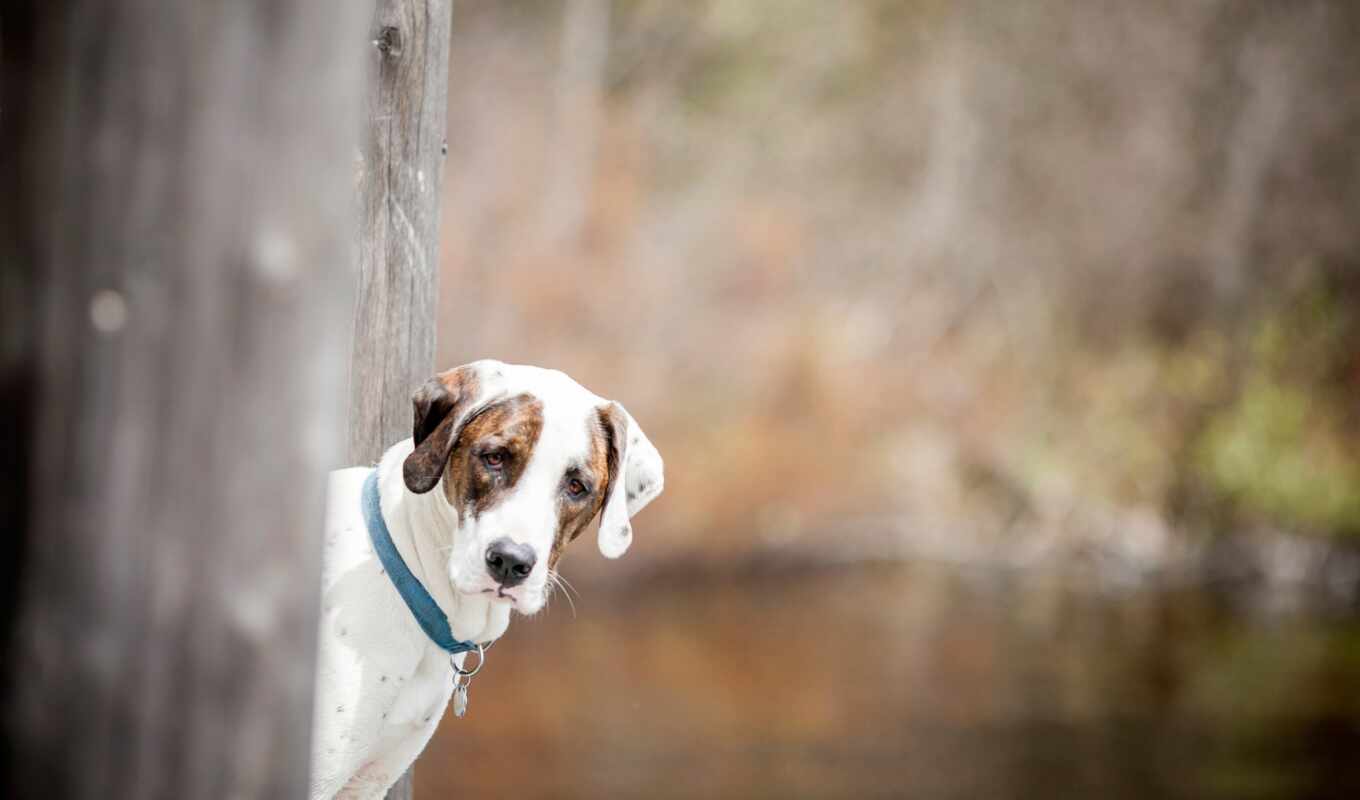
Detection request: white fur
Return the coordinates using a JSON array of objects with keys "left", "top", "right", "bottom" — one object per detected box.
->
[{"left": 308, "top": 362, "right": 662, "bottom": 799}]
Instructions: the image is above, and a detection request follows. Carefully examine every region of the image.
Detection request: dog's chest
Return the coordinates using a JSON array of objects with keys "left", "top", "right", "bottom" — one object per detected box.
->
[
  {"left": 314, "top": 461, "right": 517, "bottom": 800},
  {"left": 317, "top": 470, "right": 452, "bottom": 741},
  {"left": 383, "top": 646, "right": 455, "bottom": 732}
]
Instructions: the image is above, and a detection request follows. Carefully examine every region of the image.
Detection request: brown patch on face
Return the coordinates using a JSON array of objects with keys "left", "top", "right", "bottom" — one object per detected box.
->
[
  {"left": 403, "top": 366, "right": 482, "bottom": 494},
  {"left": 442, "top": 393, "right": 544, "bottom": 521},
  {"left": 547, "top": 408, "right": 616, "bottom": 569}
]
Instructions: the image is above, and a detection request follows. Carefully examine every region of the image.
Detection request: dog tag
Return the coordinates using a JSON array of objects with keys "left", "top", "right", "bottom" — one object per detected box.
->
[
  {"left": 450, "top": 644, "right": 484, "bottom": 719},
  {"left": 453, "top": 679, "right": 470, "bottom": 718}
]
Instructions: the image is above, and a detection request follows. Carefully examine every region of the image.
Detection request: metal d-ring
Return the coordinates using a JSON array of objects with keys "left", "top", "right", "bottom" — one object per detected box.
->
[{"left": 453, "top": 643, "right": 486, "bottom": 678}]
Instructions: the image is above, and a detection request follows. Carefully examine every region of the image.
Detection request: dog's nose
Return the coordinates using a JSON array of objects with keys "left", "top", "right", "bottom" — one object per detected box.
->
[{"left": 485, "top": 538, "right": 536, "bottom": 587}]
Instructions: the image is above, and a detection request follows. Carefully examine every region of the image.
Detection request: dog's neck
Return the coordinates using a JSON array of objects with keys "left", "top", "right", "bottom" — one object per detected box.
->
[{"left": 374, "top": 439, "right": 497, "bottom": 643}]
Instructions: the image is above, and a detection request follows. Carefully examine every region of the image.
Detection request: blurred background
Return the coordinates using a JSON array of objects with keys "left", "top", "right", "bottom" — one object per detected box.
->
[{"left": 420, "top": 1, "right": 1360, "bottom": 798}]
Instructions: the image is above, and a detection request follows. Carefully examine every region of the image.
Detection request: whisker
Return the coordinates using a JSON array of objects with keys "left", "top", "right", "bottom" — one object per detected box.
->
[
  {"left": 555, "top": 572, "right": 582, "bottom": 602},
  {"left": 548, "top": 570, "right": 577, "bottom": 618}
]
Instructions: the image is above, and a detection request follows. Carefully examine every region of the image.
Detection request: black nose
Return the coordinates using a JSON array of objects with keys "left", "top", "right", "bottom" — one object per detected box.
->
[{"left": 485, "top": 538, "right": 536, "bottom": 587}]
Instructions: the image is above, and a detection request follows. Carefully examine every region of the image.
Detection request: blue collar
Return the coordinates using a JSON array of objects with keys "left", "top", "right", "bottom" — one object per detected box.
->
[{"left": 362, "top": 469, "right": 480, "bottom": 655}]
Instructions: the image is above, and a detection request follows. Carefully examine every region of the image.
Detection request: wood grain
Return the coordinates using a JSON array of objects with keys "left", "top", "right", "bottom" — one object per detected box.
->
[
  {"left": 0, "top": 1, "right": 366, "bottom": 797},
  {"left": 349, "top": 0, "right": 453, "bottom": 469}
]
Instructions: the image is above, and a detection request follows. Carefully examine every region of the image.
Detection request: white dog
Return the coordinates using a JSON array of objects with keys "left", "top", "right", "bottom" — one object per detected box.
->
[{"left": 308, "top": 360, "right": 663, "bottom": 799}]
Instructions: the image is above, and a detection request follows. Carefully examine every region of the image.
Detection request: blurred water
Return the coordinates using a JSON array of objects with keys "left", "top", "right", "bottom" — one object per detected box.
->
[{"left": 419, "top": 563, "right": 1360, "bottom": 799}]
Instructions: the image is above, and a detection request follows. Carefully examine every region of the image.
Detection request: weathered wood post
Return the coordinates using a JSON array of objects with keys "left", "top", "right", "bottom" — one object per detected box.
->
[
  {"left": 0, "top": 1, "right": 367, "bottom": 797},
  {"left": 349, "top": 2, "right": 453, "bottom": 797}
]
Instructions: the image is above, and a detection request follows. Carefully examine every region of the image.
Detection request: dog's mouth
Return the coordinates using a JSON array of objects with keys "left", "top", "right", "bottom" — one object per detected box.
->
[
  {"left": 450, "top": 570, "right": 516, "bottom": 602},
  {"left": 470, "top": 584, "right": 543, "bottom": 615},
  {"left": 478, "top": 586, "right": 518, "bottom": 604}
]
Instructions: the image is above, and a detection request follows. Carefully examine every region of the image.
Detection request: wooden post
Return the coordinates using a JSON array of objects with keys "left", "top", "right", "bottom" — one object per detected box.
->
[
  {"left": 349, "top": 2, "right": 453, "bottom": 797},
  {"left": 349, "top": 0, "right": 453, "bottom": 467},
  {"left": 0, "top": 1, "right": 366, "bottom": 797}
]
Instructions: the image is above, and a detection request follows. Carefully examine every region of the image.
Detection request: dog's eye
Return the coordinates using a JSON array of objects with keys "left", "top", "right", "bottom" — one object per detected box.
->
[
  {"left": 481, "top": 451, "right": 506, "bottom": 469},
  {"left": 567, "top": 479, "right": 588, "bottom": 499}
]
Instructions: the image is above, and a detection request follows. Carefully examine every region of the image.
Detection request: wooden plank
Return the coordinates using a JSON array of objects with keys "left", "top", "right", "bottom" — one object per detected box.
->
[
  {"left": 349, "top": 0, "right": 453, "bottom": 468},
  {"left": 347, "top": 2, "right": 453, "bottom": 797},
  {"left": 0, "top": 1, "right": 367, "bottom": 797}
]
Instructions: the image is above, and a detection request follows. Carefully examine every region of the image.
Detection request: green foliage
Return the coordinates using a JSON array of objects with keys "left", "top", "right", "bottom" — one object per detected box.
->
[
  {"left": 1194, "top": 285, "right": 1360, "bottom": 537},
  {"left": 1197, "top": 376, "right": 1360, "bottom": 535}
]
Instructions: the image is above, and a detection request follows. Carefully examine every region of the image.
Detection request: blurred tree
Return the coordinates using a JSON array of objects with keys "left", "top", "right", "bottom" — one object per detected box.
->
[
  {"left": 438, "top": 0, "right": 1360, "bottom": 570},
  {"left": 0, "top": 1, "right": 364, "bottom": 796}
]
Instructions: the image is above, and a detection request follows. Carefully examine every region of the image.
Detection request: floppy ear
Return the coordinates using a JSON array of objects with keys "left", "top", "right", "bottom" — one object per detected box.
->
[
  {"left": 597, "top": 402, "right": 664, "bottom": 559},
  {"left": 402, "top": 364, "right": 486, "bottom": 494}
]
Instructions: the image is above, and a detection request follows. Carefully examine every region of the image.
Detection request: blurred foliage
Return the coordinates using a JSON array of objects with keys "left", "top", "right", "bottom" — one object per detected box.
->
[
  {"left": 437, "top": 0, "right": 1360, "bottom": 576},
  {"left": 1194, "top": 279, "right": 1360, "bottom": 536},
  {"left": 1007, "top": 274, "right": 1360, "bottom": 541},
  {"left": 426, "top": 6, "right": 1360, "bottom": 795}
]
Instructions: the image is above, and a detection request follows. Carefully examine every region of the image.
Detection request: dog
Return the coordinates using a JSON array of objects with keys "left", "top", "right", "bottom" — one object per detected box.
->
[{"left": 308, "top": 360, "right": 664, "bottom": 799}]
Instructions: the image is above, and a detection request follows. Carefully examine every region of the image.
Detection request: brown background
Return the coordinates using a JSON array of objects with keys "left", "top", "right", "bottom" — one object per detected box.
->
[{"left": 418, "top": 2, "right": 1360, "bottom": 797}]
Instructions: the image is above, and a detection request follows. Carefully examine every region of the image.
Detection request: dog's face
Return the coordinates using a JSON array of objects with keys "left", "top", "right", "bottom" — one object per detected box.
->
[{"left": 401, "top": 360, "right": 663, "bottom": 615}]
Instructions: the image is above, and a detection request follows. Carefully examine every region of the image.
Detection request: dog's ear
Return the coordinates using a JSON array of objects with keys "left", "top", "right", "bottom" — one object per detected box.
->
[
  {"left": 596, "top": 402, "right": 664, "bottom": 559},
  {"left": 402, "top": 363, "right": 487, "bottom": 494}
]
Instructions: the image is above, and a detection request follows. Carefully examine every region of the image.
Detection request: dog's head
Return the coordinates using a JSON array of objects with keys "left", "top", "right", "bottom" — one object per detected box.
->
[{"left": 401, "top": 360, "right": 663, "bottom": 615}]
